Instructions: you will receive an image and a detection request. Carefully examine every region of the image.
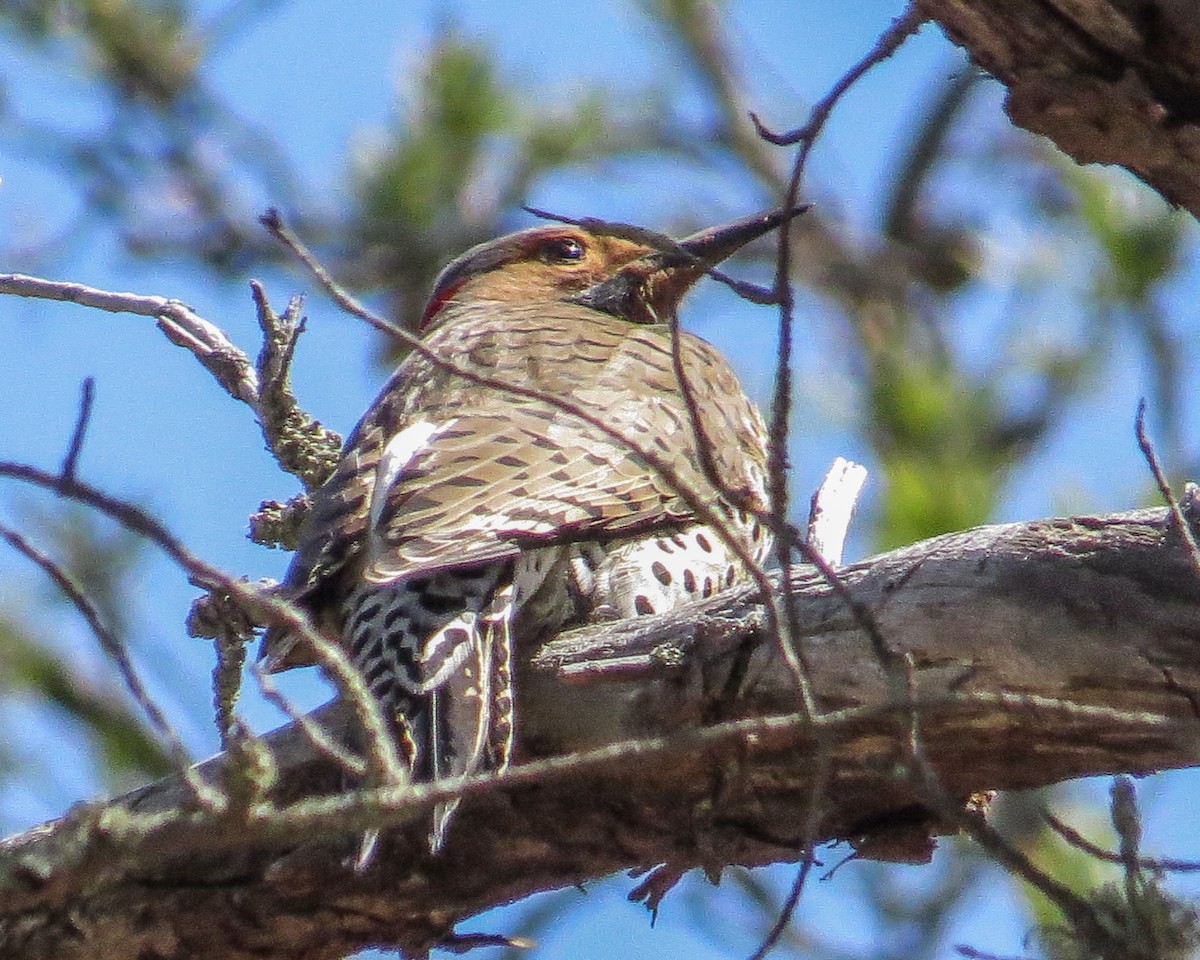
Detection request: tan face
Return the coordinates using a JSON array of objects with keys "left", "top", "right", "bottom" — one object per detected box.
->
[
  {"left": 419, "top": 206, "right": 799, "bottom": 333},
  {"left": 420, "top": 226, "right": 661, "bottom": 331}
]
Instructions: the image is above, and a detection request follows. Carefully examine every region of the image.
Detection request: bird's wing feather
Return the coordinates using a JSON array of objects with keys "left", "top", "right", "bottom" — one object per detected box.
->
[{"left": 363, "top": 403, "right": 693, "bottom": 582}]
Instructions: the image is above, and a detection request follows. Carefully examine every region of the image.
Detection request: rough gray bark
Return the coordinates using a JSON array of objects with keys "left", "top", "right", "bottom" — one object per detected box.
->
[
  {"left": 3, "top": 506, "right": 1199, "bottom": 960},
  {"left": 919, "top": 0, "right": 1200, "bottom": 218}
]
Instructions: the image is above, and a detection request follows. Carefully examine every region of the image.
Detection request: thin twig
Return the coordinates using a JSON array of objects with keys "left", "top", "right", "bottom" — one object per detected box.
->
[
  {"left": 908, "top": 730, "right": 1124, "bottom": 956},
  {"left": 220, "top": 717, "right": 279, "bottom": 818},
  {"left": 751, "top": 10, "right": 928, "bottom": 801},
  {"left": 0, "top": 272, "right": 339, "bottom": 491},
  {"left": 1112, "top": 776, "right": 1148, "bottom": 937},
  {"left": 249, "top": 281, "right": 343, "bottom": 490},
  {"left": 212, "top": 628, "right": 247, "bottom": 751},
  {"left": 662, "top": 307, "right": 816, "bottom": 717},
  {"left": 1135, "top": 398, "right": 1200, "bottom": 580},
  {"left": 1042, "top": 808, "right": 1200, "bottom": 873},
  {"left": 750, "top": 5, "right": 926, "bottom": 147},
  {"left": 60, "top": 377, "right": 95, "bottom": 485},
  {"left": 744, "top": 855, "right": 816, "bottom": 960},
  {"left": 252, "top": 662, "right": 366, "bottom": 778},
  {"left": 664, "top": 311, "right": 765, "bottom": 515},
  {"left": 660, "top": 2, "right": 786, "bottom": 190},
  {"left": 76, "top": 683, "right": 1181, "bottom": 867},
  {"left": 0, "top": 522, "right": 184, "bottom": 758},
  {"left": 0, "top": 521, "right": 224, "bottom": 812},
  {"left": 1109, "top": 775, "right": 1171, "bottom": 960},
  {"left": 800, "top": 536, "right": 904, "bottom": 669}
]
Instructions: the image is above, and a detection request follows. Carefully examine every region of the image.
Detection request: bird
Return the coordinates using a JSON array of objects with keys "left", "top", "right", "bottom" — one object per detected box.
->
[{"left": 258, "top": 208, "right": 795, "bottom": 852}]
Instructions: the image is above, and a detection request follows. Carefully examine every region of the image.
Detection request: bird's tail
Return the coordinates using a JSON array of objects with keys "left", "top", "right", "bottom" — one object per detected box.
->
[
  {"left": 420, "top": 579, "right": 518, "bottom": 850},
  {"left": 348, "top": 568, "right": 516, "bottom": 855}
]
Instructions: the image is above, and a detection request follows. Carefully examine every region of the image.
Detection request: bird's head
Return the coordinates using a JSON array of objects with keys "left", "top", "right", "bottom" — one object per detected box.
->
[{"left": 418, "top": 208, "right": 806, "bottom": 332}]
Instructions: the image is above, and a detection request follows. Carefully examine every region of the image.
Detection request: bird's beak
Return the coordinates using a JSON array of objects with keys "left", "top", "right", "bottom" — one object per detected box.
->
[
  {"left": 572, "top": 206, "right": 808, "bottom": 322},
  {"left": 673, "top": 205, "right": 809, "bottom": 269}
]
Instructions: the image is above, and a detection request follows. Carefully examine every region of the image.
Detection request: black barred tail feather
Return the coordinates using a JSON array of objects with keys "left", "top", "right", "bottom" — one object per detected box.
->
[
  {"left": 346, "top": 565, "right": 515, "bottom": 852},
  {"left": 485, "top": 583, "right": 517, "bottom": 772}
]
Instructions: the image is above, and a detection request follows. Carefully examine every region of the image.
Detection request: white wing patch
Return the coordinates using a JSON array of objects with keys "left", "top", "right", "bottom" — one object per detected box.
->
[{"left": 369, "top": 419, "right": 457, "bottom": 530}]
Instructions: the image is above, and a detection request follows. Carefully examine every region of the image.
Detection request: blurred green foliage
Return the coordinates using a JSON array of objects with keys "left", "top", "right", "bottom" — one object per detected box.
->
[
  {"left": 0, "top": 615, "right": 173, "bottom": 785},
  {"left": 871, "top": 356, "right": 1005, "bottom": 547}
]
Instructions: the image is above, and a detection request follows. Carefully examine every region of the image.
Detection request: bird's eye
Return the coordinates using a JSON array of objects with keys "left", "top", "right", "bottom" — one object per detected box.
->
[{"left": 540, "top": 237, "right": 586, "bottom": 264}]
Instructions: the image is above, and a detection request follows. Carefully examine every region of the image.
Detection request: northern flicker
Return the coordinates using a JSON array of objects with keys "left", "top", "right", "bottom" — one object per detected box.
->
[{"left": 259, "top": 209, "right": 792, "bottom": 851}]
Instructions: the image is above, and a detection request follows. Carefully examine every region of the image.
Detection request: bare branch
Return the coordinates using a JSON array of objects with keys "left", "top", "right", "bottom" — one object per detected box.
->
[
  {"left": 744, "top": 746, "right": 832, "bottom": 960},
  {"left": 909, "top": 731, "right": 1123, "bottom": 955},
  {"left": 3, "top": 504, "right": 1198, "bottom": 959},
  {"left": 211, "top": 627, "right": 248, "bottom": 751},
  {"left": 248, "top": 282, "right": 342, "bottom": 491},
  {"left": 251, "top": 662, "right": 366, "bottom": 778},
  {"left": 755, "top": 4, "right": 929, "bottom": 752},
  {"left": 0, "top": 272, "right": 342, "bottom": 496},
  {"left": 660, "top": 304, "right": 815, "bottom": 712},
  {"left": 0, "top": 272, "right": 260, "bottom": 407},
  {"left": 735, "top": 8, "right": 930, "bottom": 757}
]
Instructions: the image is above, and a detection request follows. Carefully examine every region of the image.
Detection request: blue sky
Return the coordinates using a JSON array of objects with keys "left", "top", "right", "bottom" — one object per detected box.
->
[{"left": 2, "top": 2, "right": 1199, "bottom": 958}]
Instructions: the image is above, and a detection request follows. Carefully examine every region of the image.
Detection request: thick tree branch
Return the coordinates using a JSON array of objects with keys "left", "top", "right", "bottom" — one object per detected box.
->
[
  {"left": 919, "top": 0, "right": 1200, "bottom": 218},
  {"left": 3, "top": 505, "right": 1199, "bottom": 960}
]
